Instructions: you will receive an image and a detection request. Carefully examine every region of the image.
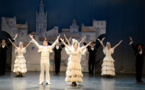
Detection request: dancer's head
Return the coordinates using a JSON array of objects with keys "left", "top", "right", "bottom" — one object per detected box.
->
[
  {"left": 72, "top": 39, "right": 79, "bottom": 49},
  {"left": 19, "top": 42, "right": 23, "bottom": 49},
  {"left": 1, "top": 39, "right": 6, "bottom": 44},
  {"left": 106, "top": 42, "right": 111, "bottom": 49},
  {"left": 137, "top": 44, "right": 143, "bottom": 49},
  {"left": 43, "top": 40, "right": 48, "bottom": 46},
  {"left": 90, "top": 41, "right": 95, "bottom": 46},
  {"left": 73, "top": 42, "right": 78, "bottom": 49}
]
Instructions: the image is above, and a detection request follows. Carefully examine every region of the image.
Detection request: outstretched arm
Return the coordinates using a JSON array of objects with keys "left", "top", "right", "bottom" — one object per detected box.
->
[
  {"left": 60, "top": 38, "right": 69, "bottom": 49},
  {"left": 7, "top": 34, "right": 18, "bottom": 47},
  {"left": 97, "top": 37, "right": 105, "bottom": 48},
  {"left": 113, "top": 40, "right": 123, "bottom": 49},
  {"left": 25, "top": 41, "right": 31, "bottom": 49},
  {"left": 29, "top": 34, "right": 40, "bottom": 48},
  {"left": 51, "top": 34, "right": 60, "bottom": 49},
  {"left": 129, "top": 37, "right": 137, "bottom": 51},
  {"left": 64, "top": 34, "right": 71, "bottom": 46},
  {"left": 81, "top": 41, "right": 92, "bottom": 51},
  {"left": 79, "top": 36, "right": 86, "bottom": 44},
  {"left": 8, "top": 39, "right": 17, "bottom": 49}
]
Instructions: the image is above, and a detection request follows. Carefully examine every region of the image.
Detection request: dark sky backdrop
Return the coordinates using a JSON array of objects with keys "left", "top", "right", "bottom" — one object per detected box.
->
[{"left": 0, "top": 0, "right": 145, "bottom": 73}]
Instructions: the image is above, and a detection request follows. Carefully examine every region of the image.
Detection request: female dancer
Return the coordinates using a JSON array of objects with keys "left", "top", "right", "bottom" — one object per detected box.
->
[
  {"left": 29, "top": 34, "right": 60, "bottom": 85},
  {"left": 98, "top": 38, "right": 122, "bottom": 77},
  {"left": 60, "top": 38, "right": 91, "bottom": 86},
  {"left": 9, "top": 39, "right": 31, "bottom": 77}
]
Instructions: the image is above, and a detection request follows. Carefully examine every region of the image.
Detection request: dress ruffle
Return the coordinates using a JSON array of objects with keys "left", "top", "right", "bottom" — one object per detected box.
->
[
  {"left": 13, "top": 56, "right": 27, "bottom": 73},
  {"left": 65, "top": 47, "right": 86, "bottom": 83},
  {"left": 101, "top": 48, "right": 115, "bottom": 76}
]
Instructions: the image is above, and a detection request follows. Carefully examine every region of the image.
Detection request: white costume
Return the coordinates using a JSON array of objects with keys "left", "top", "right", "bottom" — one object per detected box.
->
[
  {"left": 32, "top": 39, "right": 58, "bottom": 84},
  {"left": 101, "top": 47, "right": 115, "bottom": 76},
  {"left": 65, "top": 39, "right": 86, "bottom": 83},
  {"left": 13, "top": 48, "right": 27, "bottom": 74}
]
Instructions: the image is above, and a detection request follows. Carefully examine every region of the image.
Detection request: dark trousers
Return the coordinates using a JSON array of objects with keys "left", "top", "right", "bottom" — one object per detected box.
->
[
  {"left": 88, "top": 59, "right": 95, "bottom": 74},
  {"left": 55, "top": 58, "right": 61, "bottom": 74},
  {"left": 135, "top": 56, "right": 144, "bottom": 81},
  {"left": 0, "top": 55, "right": 6, "bottom": 75}
]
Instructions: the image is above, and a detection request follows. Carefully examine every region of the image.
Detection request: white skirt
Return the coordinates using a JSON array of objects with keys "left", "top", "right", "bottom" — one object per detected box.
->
[
  {"left": 101, "top": 56, "right": 115, "bottom": 76},
  {"left": 13, "top": 56, "right": 27, "bottom": 73},
  {"left": 65, "top": 61, "right": 83, "bottom": 83}
]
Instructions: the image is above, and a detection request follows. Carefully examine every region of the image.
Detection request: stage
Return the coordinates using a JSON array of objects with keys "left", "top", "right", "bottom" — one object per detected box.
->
[{"left": 0, "top": 72, "right": 145, "bottom": 90}]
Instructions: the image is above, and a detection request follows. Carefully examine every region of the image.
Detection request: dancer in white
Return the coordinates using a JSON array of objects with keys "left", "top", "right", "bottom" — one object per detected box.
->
[
  {"left": 9, "top": 39, "right": 31, "bottom": 77},
  {"left": 29, "top": 34, "right": 60, "bottom": 85},
  {"left": 60, "top": 38, "right": 91, "bottom": 86},
  {"left": 98, "top": 38, "right": 122, "bottom": 77}
]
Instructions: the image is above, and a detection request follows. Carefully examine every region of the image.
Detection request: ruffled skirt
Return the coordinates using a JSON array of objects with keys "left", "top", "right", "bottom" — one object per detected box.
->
[
  {"left": 65, "top": 61, "right": 83, "bottom": 83},
  {"left": 13, "top": 56, "right": 27, "bottom": 73},
  {"left": 101, "top": 56, "right": 115, "bottom": 76}
]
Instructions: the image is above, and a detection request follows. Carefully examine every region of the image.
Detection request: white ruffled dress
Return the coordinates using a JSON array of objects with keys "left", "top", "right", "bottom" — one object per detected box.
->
[
  {"left": 13, "top": 48, "right": 27, "bottom": 73},
  {"left": 101, "top": 48, "right": 115, "bottom": 76},
  {"left": 65, "top": 47, "right": 86, "bottom": 83}
]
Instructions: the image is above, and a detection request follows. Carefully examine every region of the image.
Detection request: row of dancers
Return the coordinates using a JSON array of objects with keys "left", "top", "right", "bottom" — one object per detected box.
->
[{"left": 0, "top": 34, "right": 144, "bottom": 86}]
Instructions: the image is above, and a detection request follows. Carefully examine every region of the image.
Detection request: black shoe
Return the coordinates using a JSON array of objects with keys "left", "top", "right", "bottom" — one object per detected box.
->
[{"left": 15, "top": 75, "right": 20, "bottom": 77}]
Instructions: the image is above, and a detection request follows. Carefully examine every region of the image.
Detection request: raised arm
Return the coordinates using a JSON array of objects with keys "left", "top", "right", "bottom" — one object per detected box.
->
[
  {"left": 79, "top": 36, "right": 86, "bottom": 44},
  {"left": 60, "top": 38, "right": 69, "bottom": 49},
  {"left": 25, "top": 41, "right": 31, "bottom": 49},
  {"left": 129, "top": 37, "right": 137, "bottom": 51},
  {"left": 29, "top": 34, "right": 40, "bottom": 48},
  {"left": 113, "top": 40, "right": 123, "bottom": 49},
  {"left": 8, "top": 39, "right": 17, "bottom": 49},
  {"left": 7, "top": 34, "right": 18, "bottom": 47},
  {"left": 81, "top": 41, "right": 92, "bottom": 51},
  {"left": 50, "top": 34, "right": 60, "bottom": 49},
  {"left": 64, "top": 34, "right": 71, "bottom": 46},
  {"left": 97, "top": 37, "right": 105, "bottom": 48}
]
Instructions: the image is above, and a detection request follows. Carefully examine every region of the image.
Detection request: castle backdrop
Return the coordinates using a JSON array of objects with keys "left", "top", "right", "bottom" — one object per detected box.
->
[
  {"left": 1, "top": 0, "right": 106, "bottom": 72},
  {"left": 0, "top": 0, "right": 145, "bottom": 74}
]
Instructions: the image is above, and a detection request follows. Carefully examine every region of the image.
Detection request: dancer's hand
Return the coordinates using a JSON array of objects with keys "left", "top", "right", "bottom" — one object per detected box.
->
[
  {"left": 101, "top": 37, "right": 106, "bottom": 42},
  {"left": 57, "top": 34, "right": 60, "bottom": 39},
  {"left": 29, "top": 34, "right": 33, "bottom": 39},
  {"left": 14, "top": 34, "right": 18, "bottom": 40},
  {"left": 119, "top": 40, "right": 123, "bottom": 44},
  {"left": 44, "top": 37, "right": 47, "bottom": 41},
  {"left": 69, "top": 37, "right": 72, "bottom": 42},
  {"left": 8, "top": 38, "right": 12, "bottom": 42},
  {"left": 60, "top": 38, "right": 64, "bottom": 42},
  {"left": 129, "top": 37, "right": 133, "bottom": 42}
]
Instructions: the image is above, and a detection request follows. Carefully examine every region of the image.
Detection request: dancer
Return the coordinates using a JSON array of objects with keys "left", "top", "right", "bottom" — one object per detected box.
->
[
  {"left": 83, "top": 40, "right": 100, "bottom": 74},
  {"left": 29, "top": 34, "right": 60, "bottom": 85},
  {"left": 129, "top": 37, "right": 144, "bottom": 83},
  {"left": 0, "top": 34, "right": 18, "bottom": 75},
  {"left": 9, "top": 39, "right": 31, "bottom": 77},
  {"left": 60, "top": 38, "right": 92, "bottom": 86},
  {"left": 47, "top": 37, "right": 71, "bottom": 75},
  {"left": 98, "top": 38, "right": 122, "bottom": 77}
]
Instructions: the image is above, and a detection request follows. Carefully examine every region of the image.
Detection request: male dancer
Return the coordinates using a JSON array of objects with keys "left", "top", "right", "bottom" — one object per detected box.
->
[
  {"left": 30, "top": 34, "right": 60, "bottom": 85},
  {"left": 0, "top": 34, "right": 18, "bottom": 75},
  {"left": 129, "top": 37, "right": 144, "bottom": 83}
]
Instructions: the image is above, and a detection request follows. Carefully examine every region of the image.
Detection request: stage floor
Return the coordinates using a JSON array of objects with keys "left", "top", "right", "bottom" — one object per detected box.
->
[{"left": 0, "top": 72, "right": 145, "bottom": 90}]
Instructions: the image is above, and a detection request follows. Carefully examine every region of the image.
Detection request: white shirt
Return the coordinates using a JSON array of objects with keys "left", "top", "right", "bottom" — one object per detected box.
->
[
  {"left": 139, "top": 49, "right": 143, "bottom": 55},
  {"left": 2, "top": 43, "right": 6, "bottom": 48},
  {"left": 56, "top": 45, "right": 59, "bottom": 49}
]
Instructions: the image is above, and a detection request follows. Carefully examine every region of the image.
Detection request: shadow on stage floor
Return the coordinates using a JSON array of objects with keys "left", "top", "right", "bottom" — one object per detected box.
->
[{"left": 0, "top": 72, "right": 145, "bottom": 90}]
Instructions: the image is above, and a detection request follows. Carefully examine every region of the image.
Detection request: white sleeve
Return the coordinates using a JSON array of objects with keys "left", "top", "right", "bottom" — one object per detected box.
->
[
  {"left": 79, "top": 46, "right": 86, "bottom": 55},
  {"left": 32, "top": 39, "right": 40, "bottom": 48},
  {"left": 103, "top": 48, "right": 107, "bottom": 54},
  {"left": 23, "top": 48, "right": 26, "bottom": 53},
  {"left": 65, "top": 47, "right": 72, "bottom": 55},
  {"left": 50, "top": 39, "right": 58, "bottom": 49}
]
